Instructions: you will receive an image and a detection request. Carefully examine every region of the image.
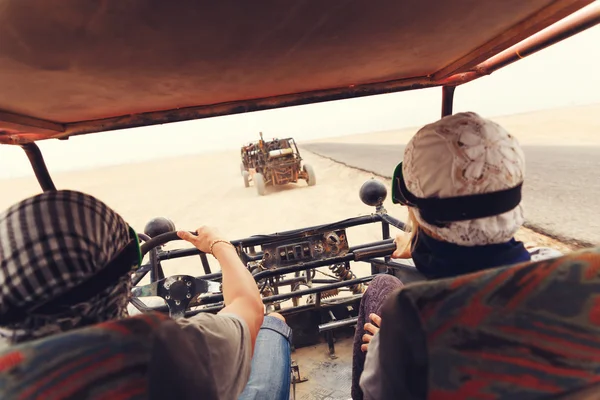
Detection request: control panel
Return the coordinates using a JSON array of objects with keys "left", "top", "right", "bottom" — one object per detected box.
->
[{"left": 260, "top": 229, "right": 349, "bottom": 269}]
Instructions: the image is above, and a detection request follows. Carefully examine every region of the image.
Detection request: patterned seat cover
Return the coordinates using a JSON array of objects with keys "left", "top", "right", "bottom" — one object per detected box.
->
[
  {"left": 378, "top": 247, "right": 600, "bottom": 399},
  {"left": 0, "top": 313, "right": 168, "bottom": 400}
]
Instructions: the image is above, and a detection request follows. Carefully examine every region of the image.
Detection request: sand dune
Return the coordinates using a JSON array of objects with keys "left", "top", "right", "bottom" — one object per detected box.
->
[{"left": 308, "top": 103, "right": 600, "bottom": 146}]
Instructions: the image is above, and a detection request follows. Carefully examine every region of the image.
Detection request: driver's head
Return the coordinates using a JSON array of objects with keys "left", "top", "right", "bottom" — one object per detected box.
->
[{"left": 0, "top": 190, "right": 140, "bottom": 344}]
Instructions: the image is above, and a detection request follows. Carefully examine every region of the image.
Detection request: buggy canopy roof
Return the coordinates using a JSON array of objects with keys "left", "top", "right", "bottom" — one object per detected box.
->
[{"left": 0, "top": 0, "right": 598, "bottom": 144}]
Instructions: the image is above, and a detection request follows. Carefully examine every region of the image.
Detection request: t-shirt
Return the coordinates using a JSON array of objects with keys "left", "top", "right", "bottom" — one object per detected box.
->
[{"left": 164, "top": 313, "right": 253, "bottom": 399}]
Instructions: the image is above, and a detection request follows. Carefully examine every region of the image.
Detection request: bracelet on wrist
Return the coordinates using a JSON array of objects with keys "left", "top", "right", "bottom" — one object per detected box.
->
[{"left": 209, "top": 239, "right": 235, "bottom": 256}]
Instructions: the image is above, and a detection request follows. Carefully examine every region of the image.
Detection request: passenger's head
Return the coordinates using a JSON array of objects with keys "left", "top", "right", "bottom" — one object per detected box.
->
[
  {"left": 393, "top": 112, "right": 525, "bottom": 247},
  {"left": 0, "top": 190, "right": 140, "bottom": 343}
]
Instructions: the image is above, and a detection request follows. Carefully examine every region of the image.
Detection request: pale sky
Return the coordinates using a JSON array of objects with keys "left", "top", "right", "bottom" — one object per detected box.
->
[{"left": 1, "top": 21, "right": 599, "bottom": 180}]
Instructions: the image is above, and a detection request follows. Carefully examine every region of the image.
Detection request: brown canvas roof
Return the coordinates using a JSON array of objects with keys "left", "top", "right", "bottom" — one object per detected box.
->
[{"left": 0, "top": 0, "right": 597, "bottom": 144}]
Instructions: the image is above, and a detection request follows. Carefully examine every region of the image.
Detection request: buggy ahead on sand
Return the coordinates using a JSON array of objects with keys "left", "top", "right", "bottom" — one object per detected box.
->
[{"left": 240, "top": 133, "right": 315, "bottom": 196}]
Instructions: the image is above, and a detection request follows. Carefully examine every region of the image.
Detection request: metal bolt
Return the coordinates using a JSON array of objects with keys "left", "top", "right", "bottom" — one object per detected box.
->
[
  {"left": 186, "top": 281, "right": 192, "bottom": 286},
  {"left": 165, "top": 295, "right": 171, "bottom": 300},
  {"left": 186, "top": 293, "right": 192, "bottom": 299},
  {"left": 175, "top": 300, "right": 181, "bottom": 306}
]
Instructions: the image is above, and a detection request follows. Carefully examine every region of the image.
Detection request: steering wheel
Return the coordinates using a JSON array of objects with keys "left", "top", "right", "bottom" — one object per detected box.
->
[{"left": 132, "top": 231, "right": 221, "bottom": 318}]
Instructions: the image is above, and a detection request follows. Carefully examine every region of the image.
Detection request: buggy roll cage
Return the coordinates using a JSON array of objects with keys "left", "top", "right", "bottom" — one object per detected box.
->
[
  {"left": 0, "top": 0, "right": 597, "bottom": 353},
  {"left": 0, "top": 2, "right": 598, "bottom": 191},
  {"left": 265, "top": 138, "right": 301, "bottom": 157}
]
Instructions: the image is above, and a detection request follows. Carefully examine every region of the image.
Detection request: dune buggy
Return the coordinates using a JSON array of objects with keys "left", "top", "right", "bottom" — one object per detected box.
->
[
  {"left": 1, "top": 1, "right": 599, "bottom": 398},
  {"left": 240, "top": 133, "right": 315, "bottom": 196}
]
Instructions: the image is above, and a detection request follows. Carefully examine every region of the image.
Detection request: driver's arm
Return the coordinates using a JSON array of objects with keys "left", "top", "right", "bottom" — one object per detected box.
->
[
  {"left": 213, "top": 243, "right": 264, "bottom": 349},
  {"left": 177, "top": 228, "right": 264, "bottom": 350}
]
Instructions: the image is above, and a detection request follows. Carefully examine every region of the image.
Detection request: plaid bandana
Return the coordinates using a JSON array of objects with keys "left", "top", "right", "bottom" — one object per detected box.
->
[{"left": 0, "top": 190, "right": 137, "bottom": 343}]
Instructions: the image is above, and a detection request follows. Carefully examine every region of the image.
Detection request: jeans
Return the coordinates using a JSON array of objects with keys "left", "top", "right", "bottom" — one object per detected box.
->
[{"left": 238, "top": 315, "right": 292, "bottom": 400}]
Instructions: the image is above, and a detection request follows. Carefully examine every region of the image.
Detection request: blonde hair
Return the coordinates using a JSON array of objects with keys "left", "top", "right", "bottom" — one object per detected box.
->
[{"left": 402, "top": 207, "right": 444, "bottom": 256}]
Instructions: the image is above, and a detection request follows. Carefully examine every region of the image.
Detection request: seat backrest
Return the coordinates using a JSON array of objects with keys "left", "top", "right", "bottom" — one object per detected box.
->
[
  {"left": 0, "top": 312, "right": 168, "bottom": 400},
  {"left": 378, "top": 247, "right": 600, "bottom": 399}
]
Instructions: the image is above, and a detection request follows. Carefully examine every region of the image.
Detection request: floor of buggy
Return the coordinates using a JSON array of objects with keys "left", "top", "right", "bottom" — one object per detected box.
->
[{"left": 291, "top": 334, "right": 354, "bottom": 400}]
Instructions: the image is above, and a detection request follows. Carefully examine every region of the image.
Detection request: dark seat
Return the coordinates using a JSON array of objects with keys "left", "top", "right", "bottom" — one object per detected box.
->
[{"left": 377, "top": 247, "right": 600, "bottom": 399}]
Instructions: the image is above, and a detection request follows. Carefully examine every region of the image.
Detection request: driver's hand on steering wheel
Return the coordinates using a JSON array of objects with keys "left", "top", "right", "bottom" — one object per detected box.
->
[
  {"left": 177, "top": 226, "right": 231, "bottom": 255},
  {"left": 392, "top": 232, "right": 412, "bottom": 259},
  {"left": 361, "top": 313, "right": 381, "bottom": 352}
]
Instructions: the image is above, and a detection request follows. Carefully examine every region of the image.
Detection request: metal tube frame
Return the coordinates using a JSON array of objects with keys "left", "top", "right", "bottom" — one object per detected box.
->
[
  {"left": 19, "top": 143, "right": 56, "bottom": 192},
  {"left": 441, "top": 86, "right": 456, "bottom": 117},
  {"left": 130, "top": 213, "right": 411, "bottom": 317},
  {"left": 133, "top": 214, "right": 403, "bottom": 282}
]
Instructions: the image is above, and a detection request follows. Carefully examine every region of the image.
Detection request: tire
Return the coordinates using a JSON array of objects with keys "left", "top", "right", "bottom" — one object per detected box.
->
[
  {"left": 242, "top": 171, "right": 250, "bottom": 188},
  {"left": 254, "top": 173, "right": 266, "bottom": 196},
  {"left": 303, "top": 164, "right": 316, "bottom": 186},
  {"left": 240, "top": 163, "right": 246, "bottom": 176}
]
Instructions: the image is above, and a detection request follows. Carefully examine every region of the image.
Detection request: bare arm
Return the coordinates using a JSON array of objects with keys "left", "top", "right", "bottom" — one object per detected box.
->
[
  {"left": 212, "top": 243, "right": 264, "bottom": 347},
  {"left": 178, "top": 228, "right": 264, "bottom": 350}
]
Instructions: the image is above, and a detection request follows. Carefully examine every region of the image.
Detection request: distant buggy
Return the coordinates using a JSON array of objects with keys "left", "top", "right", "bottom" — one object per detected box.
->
[{"left": 240, "top": 133, "right": 316, "bottom": 196}]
